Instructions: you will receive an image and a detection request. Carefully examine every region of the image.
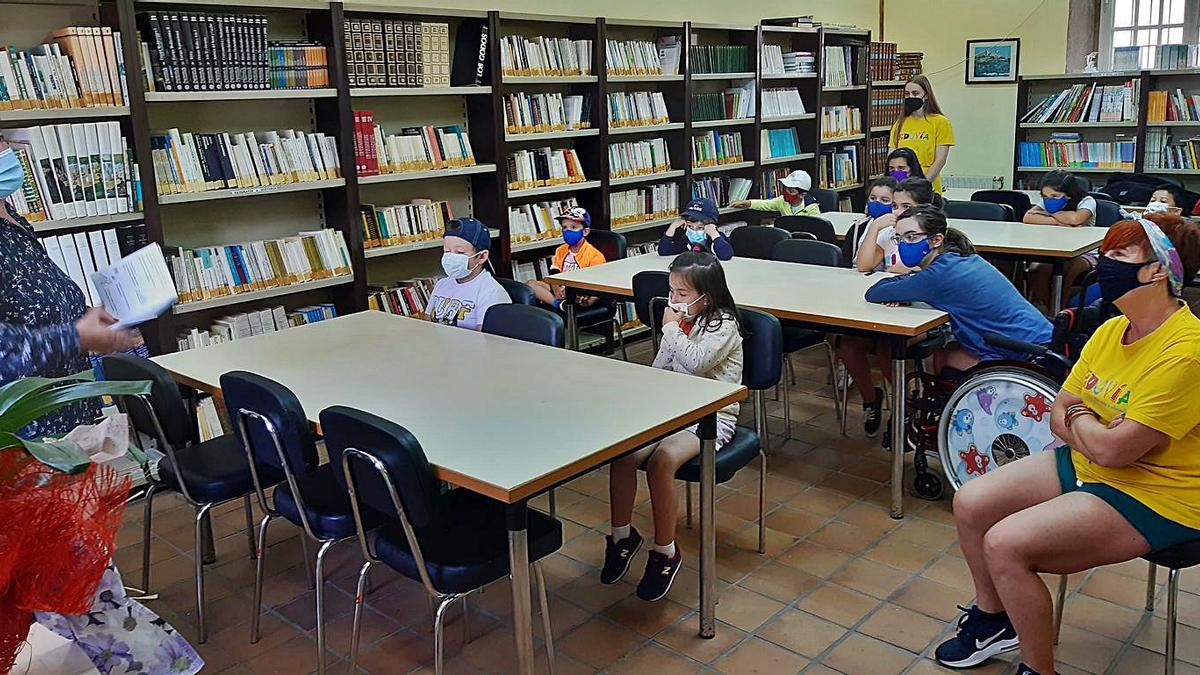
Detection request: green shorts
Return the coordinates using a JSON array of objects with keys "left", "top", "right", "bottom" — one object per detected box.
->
[{"left": 1055, "top": 446, "right": 1200, "bottom": 552}]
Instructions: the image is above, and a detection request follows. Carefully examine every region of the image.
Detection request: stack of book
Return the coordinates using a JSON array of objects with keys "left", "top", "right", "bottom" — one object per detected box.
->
[
  {"left": 152, "top": 128, "right": 341, "bottom": 195},
  {"left": 369, "top": 277, "right": 438, "bottom": 317},
  {"left": 503, "top": 92, "right": 591, "bottom": 133},
  {"left": 167, "top": 229, "right": 353, "bottom": 306},
  {"left": 869, "top": 42, "right": 898, "bottom": 82},
  {"left": 610, "top": 182, "right": 679, "bottom": 227},
  {"left": 500, "top": 36, "right": 592, "bottom": 77},
  {"left": 36, "top": 225, "right": 149, "bottom": 307},
  {"left": 870, "top": 86, "right": 902, "bottom": 128},
  {"left": 1156, "top": 44, "right": 1200, "bottom": 70},
  {"left": 896, "top": 52, "right": 923, "bottom": 80},
  {"left": 1148, "top": 89, "right": 1200, "bottom": 122},
  {"left": 760, "top": 46, "right": 815, "bottom": 75},
  {"left": 352, "top": 113, "right": 474, "bottom": 176},
  {"left": 194, "top": 395, "right": 223, "bottom": 440},
  {"left": 868, "top": 135, "right": 888, "bottom": 178},
  {"left": 343, "top": 18, "right": 450, "bottom": 88},
  {"left": 505, "top": 147, "right": 587, "bottom": 189},
  {"left": 267, "top": 42, "right": 330, "bottom": 90},
  {"left": 1145, "top": 129, "right": 1199, "bottom": 170},
  {"left": 137, "top": 12, "right": 283, "bottom": 92},
  {"left": 760, "top": 166, "right": 791, "bottom": 198},
  {"left": 1, "top": 28, "right": 129, "bottom": 109},
  {"left": 1020, "top": 81, "right": 1139, "bottom": 123},
  {"left": 820, "top": 144, "right": 860, "bottom": 189},
  {"left": 821, "top": 105, "right": 863, "bottom": 138},
  {"left": 692, "top": 83, "right": 755, "bottom": 121},
  {"left": 1017, "top": 134, "right": 1137, "bottom": 169},
  {"left": 691, "top": 175, "right": 750, "bottom": 206},
  {"left": 609, "top": 139, "right": 671, "bottom": 177},
  {"left": 360, "top": 198, "right": 453, "bottom": 249},
  {"left": 689, "top": 45, "right": 749, "bottom": 74},
  {"left": 761, "top": 128, "right": 801, "bottom": 159},
  {"left": 605, "top": 40, "right": 665, "bottom": 76},
  {"left": 823, "top": 45, "right": 857, "bottom": 87},
  {"left": 508, "top": 197, "right": 578, "bottom": 242},
  {"left": 607, "top": 91, "right": 670, "bottom": 127},
  {"left": 762, "top": 87, "right": 806, "bottom": 119},
  {"left": 692, "top": 130, "right": 744, "bottom": 167},
  {"left": 5, "top": 122, "right": 137, "bottom": 222},
  {"left": 177, "top": 303, "right": 336, "bottom": 352}
]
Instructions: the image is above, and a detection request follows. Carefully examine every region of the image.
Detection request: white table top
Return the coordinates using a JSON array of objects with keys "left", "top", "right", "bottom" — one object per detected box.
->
[
  {"left": 942, "top": 188, "right": 1042, "bottom": 204},
  {"left": 820, "top": 210, "right": 1104, "bottom": 258},
  {"left": 153, "top": 311, "right": 746, "bottom": 503},
  {"left": 546, "top": 255, "right": 948, "bottom": 337}
]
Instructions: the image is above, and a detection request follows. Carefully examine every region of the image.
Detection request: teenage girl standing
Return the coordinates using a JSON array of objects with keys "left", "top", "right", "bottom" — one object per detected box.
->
[{"left": 890, "top": 75, "right": 956, "bottom": 192}]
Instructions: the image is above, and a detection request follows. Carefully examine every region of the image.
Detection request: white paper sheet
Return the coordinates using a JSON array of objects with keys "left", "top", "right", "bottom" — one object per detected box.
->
[{"left": 90, "top": 242, "right": 177, "bottom": 329}]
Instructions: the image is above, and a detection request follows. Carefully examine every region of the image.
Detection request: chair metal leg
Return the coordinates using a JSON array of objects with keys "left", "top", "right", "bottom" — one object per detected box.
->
[
  {"left": 299, "top": 531, "right": 315, "bottom": 589},
  {"left": 757, "top": 450, "right": 767, "bottom": 554},
  {"left": 243, "top": 495, "right": 257, "bottom": 560},
  {"left": 200, "top": 509, "right": 216, "bottom": 565},
  {"left": 1053, "top": 574, "right": 1068, "bottom": 645},
  {"left": 250, "top": 513, "right": 274, "bottom": 643},
  {"left": 685, "top": 483, "right": 693, "bottom": 530},
  {"left": 461, "top": 592, "right": 472, "bottom": 644},
  {"left": 781, "top": 367, "right": 793, "bottom": 441},
  {"left": 534, "top": 562, "right": 556, "bottom": 675},
  {"left": 348, "top": 560, "right": 373, "bottom": 673},
  {"left": 615, "top": 307, "right": 628, "bottom": 362},
  {"left": 1166, "top": 568, "right": 1180, "bottom": 675},
  {"left": 433, "top": 595, "right": 457, "bottom": 675},
  {"left": 825, "top": 343, "right": 843, "bottom": 431},
  {"left": 194, "top": 503, "right": 215, "bottom": 644},
  {"left": 548, "top": 489, "right": 556, "bottom": 520},
  {"left": 141, "top": 484, "right": 158, "bottom": 594},
  {"left": 1147, "top": 562, "right": 1158, "bottom": 611},
  {"left": 839, "top": 369, "right": 850, "bottom": 437},
  {"left": 314, "top": 538, "right": 337, "bottom": 675},
  {"left": 787, "top": 354, "right": 797, "bottom": 385}
]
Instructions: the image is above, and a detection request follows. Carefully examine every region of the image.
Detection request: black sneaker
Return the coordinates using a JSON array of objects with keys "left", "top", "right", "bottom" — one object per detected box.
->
[
  {"left": 934, "top": 605, "right": 1019, "bottom": 668},
  {"left": 600, "top": 528, "right": 643, "bottom": 585},
  {"left": 1015, "top": 663, "right": 1057, "bottom": 675},
  {"left": 636, "top": 548, "right": 683, "bottom": 602},
  {"left": 863, "top": 387, "right": 883, "bottom": 438}
]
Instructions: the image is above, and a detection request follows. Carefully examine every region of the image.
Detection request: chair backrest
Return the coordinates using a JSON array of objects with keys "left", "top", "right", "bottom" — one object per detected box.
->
[
  {"left": 496, "top": 277, "right": 536, "bottom": 305},
  {"left": 736, "top": 307, "right": 782, "bottom": 391},
  {"left": 632, "top": 270, "right": 670, "bottom": 330},
  {"left": 729, "top": 225, "right": 790, "bottom": 260},
  {"left": 482, "top": 304, "right": 564, "bottom": 347},
  {"left": 772, "top": 238, "right": 843, "bottom": 267},
  {"left": 839, "top": 218, "right": 871, "bottom": 269},
  {"left": 1087, "top": 190, "right": 1113, "bottom": 202},
  {"left": 809, "top": 188, "right": 838, "bottom": 213},
  {"left": 971, "top": 189, "right": 1032, "bottom": 221},
  {"left": 101, "top": 353, "right": 195, "bottom": 449},
  {"left": 1093, "top": 199, "right": 1122, "bottom": 227},
  {"left": 791, "top": 231, "right": 817, "bottom": 240},
  {"left": 774, "top": 215, "right": 838, "bottom": 244},
  {"left": 584, "top": 228, "right": 627, "bottom": 261},
  {"left": 944, "top": 199, "right": 1013, "bottom": 222},
  {"left": 220, "top": 371, "right": 318, "bottom": 478}
]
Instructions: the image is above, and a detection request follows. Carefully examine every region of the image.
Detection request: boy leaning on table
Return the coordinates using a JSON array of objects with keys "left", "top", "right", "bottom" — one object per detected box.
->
[
  {"left": 424, "top": 217, "right": 510, "bottom": 331},
  {"left": 729, "top": 169, "right": 823, "bottom": 216}
]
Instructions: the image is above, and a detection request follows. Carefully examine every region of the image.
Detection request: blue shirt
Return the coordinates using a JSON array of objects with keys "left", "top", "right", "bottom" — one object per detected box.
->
[{"left": 864, "top": 253, "right": 1053, "bottom": 361}]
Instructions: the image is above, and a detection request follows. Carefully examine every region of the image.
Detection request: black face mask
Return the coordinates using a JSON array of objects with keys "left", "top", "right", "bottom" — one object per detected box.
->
[
  {"left": 903, "top": 97, "right": 924, "bottom": 114},
  {"left": 1096, "top": 256, "right": 1149, "bottom": 304}
]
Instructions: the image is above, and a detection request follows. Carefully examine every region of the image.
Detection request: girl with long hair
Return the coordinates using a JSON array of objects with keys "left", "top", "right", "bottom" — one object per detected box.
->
[{"left": 889, "top": 75, "right": 956, "bottom": 191}]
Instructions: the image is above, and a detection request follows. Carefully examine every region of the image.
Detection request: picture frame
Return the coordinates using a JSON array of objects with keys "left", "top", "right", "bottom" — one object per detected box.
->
[{"left": 965, "top": 38, "right": 1020, "bottom": 84}]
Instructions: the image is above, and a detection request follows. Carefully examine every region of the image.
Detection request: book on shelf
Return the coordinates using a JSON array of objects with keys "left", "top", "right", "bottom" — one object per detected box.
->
[
  {"left": 508, "top": 197, "right": 578, "bottom": 242},
  {"left": 896, "top": 52, "right": 923, "bottom": 80},
  {"left": 450, "top": 18, "right": 490, "bottom": 87},
  {"left": 267, "top": 41, "right": 330, "bottom": 90},
  {"left": 760, "top": 166, "right": 791, "bottom": 198},
  {"left": 869, "top": 42, "right": 898, "bottom": 82},
  {"left": 505, "top": 147, "right": 586, "bottom": 190},
  {"left": 1113, "top": 46, "right": 1143, "bottom": 71},
  {"left": 1020, "top": 80, "right": 1139, "bottom": 124},
  {"left": 762, "top": 87, "right": 806, "bottom": 119},
  {"left": 606, "top": 40, "right": 667, "bottom": 76},
  {"left": 1155, "top": 43, "right": 1200, "bottom": 70},
  {"left": 1148, "top": 89, "right": 1200, "bottom": 122},
  {"left": 510, "top": 253, "right": 554, "bottom": 283},
  {"left": 360, "top": 198, "right": 453, "bottom": 249},
  {"left": 167, "top": 229, "right": 352, "bottom": 305},
  {"left": 504, "top": 92, "right": 591, "bottom": 133},
  {"left": 821, "top": 105, "right": 863, "bottom": 138},
  {"left": 344, "top": 18, "right": 450, "bottom": 88},
  {"left": 1, "top": 27, "right": 128, "bottom": 110},
  {"left": 870, "top": 86, "right": 901, "bottom": 128},
  {"left": 137, "top": 12, "right": 283, "bottom": 92},
  {"left": 691, "top": 82, "right": 755, "bottom": 121},
  {"left": 353, "top": 112, "right": 475, "bottom": 176},
  {"left": 691, "top": 130, "right": 743, "bottom": 167},
  {"left": 761, "top": 127, "right": 801, "bottom": 159},
  {"left": 178, "top": 303, "right": 336, "bottom": 352},
  {"left": 1017, "top": 134, "right": 1136, "bottom": 169},
  {"left": 607, "top": 90, "right": 670, "bottom": 127},
  {"left": 1145, "top": 128, "right": 1200, "bottom": 170},
  {"left": 691, "top": 175, "right": 751, "bottom": 207},
  {"left": 868, "top": 135, "right": 888, "bottom": 178},
  {"left": 151, "top": 128, "right": 341, "bottom": 195},
  {"left": 819, "top": 144, "right": 859, "bottom": 189},
  {"left": 37, "top": 224, "right": 148, "bottom": 307},
  {"left": 760, "top": 45, "right": 815, "bottom": 76},
  {"left": 194, "top": 395, "right": 223, "bottom": 441},
  {"left": 369, "top": 277, "right": 438, "bottom": 317},
  {"left": 656, "top": 36, "right": 682, "bottom": 77},
  {"left": 822, "top": 45, "right": 858, "bottom": 87},
  {"left": 4, "top": 121, "right": 135, "bottom": 221},
  {"left": 762, "top": 16, "right": 816, "bottom": 28},
  {"left": 608, "top": 139, "right": 671, "bottom": 178},
  {"left": 689, "top": 45, "right": 749, "bottom": 75},
  {"left": 610, "top": 182, "right": 679, "bottom": 226},
  {"left": 500, "top": 35, "right": 592, "bottom": 77}
]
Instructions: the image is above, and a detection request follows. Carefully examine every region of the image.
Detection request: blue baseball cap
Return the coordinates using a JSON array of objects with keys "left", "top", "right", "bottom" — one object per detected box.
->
[
  {"left": 444, "top": 217, "right": 490, "bottom": 252},
  {"left": 681, "top": 197, "right": 719, "bottom": 223}
]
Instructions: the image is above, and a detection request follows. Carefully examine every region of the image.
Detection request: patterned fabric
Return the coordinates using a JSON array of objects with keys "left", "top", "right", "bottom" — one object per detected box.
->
[
  {"left": 0, "top": 202, "right": 99, "bottom": 438},
  {"left": 1137, "top": 217, "right": 1186, "bottom": 296}
]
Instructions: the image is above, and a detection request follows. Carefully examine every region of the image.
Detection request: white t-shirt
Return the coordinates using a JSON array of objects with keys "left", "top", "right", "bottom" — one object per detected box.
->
[
  {"left": 424, "top": 270, "right": 510, "bottom": 331},
  {"left": 561, "top": 251, "right": 579, "bottom": 272},
  {"left": 1042, "top": 195, "right": 1097, "bottom": 226},
  {"left": 856, "top": 224, "right": 900, "bottom": 270}
]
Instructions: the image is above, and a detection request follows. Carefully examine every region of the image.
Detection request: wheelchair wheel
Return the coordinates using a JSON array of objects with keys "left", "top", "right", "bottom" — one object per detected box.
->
[
  {"left": 937, "top": 366, "right": 1066, "bottom": 491},
  {"left": 913, "top": 471, "right": 945, "bottom": 501}
]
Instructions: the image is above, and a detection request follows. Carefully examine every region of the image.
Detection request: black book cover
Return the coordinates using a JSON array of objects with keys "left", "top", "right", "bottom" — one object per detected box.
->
[
  {"left": 257, "top": 16, "right": 269, "bottom": 89},
  {"left": 179, "top": 14, "right": 202, "bottom": 90},
  {"left": 164, "top": 12, "right": 190, "bottom": 91},
  {"left": 138, "top": 12, "right": 170, "bottom": 91},
  {"left": 132, "top": 223, "right": 150, "bottom": 248},
  {"left": 450, "top": 18, "right": 489, "bottom": 87},
  {"left": 193, "top": 134, "right": 214, "bottom": 186},
  {"left": 200, "top": 14, "right": 220, "bottom": 90},
  {"left": 116, "top": 224, "right": 138, "bottom": 256},
  {"left": 214, "top": 135, "right": 236, "bottom": 186}
]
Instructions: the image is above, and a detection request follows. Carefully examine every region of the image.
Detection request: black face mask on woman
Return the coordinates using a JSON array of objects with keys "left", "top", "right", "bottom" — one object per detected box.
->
[
  {"left": 903, "top": 97, "right": 924, "bottom": 114},
  {"left": 1096, "top": 256, "right": 1149, "bottom": 304}
]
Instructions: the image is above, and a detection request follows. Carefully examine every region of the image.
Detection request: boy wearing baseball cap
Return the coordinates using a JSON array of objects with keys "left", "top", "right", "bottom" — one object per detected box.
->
[
  {"left": 424, "top": 217, "right": 510, "bottom": 331},
  {"left": 658, "top": 197, "right": 733, "bottom": 261},
  {"left": 729, "top": 169, "right": 822, "bottom": 216},
  {"left": 528, "top": 206, "right": 606, "bottom": 309}
]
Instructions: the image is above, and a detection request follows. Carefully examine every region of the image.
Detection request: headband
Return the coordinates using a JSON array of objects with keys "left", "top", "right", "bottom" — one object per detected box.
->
[{"left": 1138, "top": 218, "right": 1185, "bottom": 297}]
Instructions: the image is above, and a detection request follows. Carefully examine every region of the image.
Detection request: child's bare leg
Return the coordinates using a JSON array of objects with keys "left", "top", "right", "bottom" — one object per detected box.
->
[
  {"left": 1026, "top": 262, "right": 1052, "bottom": 311},
  {"left": 527, "top": 279, "right": 557, "bottom": 305},
  {"left": 644, "top": 431, "right": 702, "bottom": 548},
  {"left": 610, "top": 445, "right": 655, "bottom": 529}
]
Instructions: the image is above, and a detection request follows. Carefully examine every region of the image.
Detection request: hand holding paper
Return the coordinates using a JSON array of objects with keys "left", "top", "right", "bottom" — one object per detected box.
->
[{"left": 90, "top": 242, "right": 178, "bottom": 329}]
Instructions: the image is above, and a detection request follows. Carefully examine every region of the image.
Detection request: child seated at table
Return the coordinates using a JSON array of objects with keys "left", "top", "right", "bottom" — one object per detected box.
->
[
  {"left": 658, "top": 198, "right": 734, "bottom": 261},
  {"left": 527, "top": 207, "right": 605, "bottom": 310},
  {"left": 1023, "top": 170, "right": 1098, "bottom": 311},
  {"left": 856, "top": 176, "right": 943, "bottom": 274},
  {"left": 424, "top": 217, "right": 510, "bottom": 331},
  {"left": 886, "top": 147, "right": 925, "bottom": 183},
  {"left": 728, "top": 169, "right": 822, "bottom": 216},
  {"left": 1147, "top": 184, "right": 1185, "bottom": 214},
  {"left": 602, "top": 251, "right": 743, "bottom": 602}
]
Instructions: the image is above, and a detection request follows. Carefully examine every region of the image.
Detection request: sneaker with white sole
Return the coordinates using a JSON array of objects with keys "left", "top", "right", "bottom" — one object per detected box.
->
[
  {"left": 635, "top": 548, "right": 682, "bottom": 602},
  {"left": 600, "top": 528, "right": 643, "bottom": 585},
  {"left": 934, "top": 605, "right": 1019, "bottom": 668}
]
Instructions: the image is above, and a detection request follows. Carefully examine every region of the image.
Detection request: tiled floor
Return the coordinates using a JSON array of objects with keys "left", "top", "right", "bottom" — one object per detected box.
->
[{"left": 110, "top": 344, "right": 1200, "bottom": 674}]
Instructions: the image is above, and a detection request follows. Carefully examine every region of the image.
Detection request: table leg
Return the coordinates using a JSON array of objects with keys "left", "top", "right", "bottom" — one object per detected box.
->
[
  {"left": 890, "top": 337, "right": 907, "bottom": 520},
  {"left": 507, "top": 503, "right": 535, "bottom": 674},
  {"left": 565, "top": 288, "right": 579, "bottom": 351},
  {"left": 698, "top": 412, "right": 717, "bottom": 639},
  {"left": 1051, "top": 259, "right": 1065, "bottom": 316}
]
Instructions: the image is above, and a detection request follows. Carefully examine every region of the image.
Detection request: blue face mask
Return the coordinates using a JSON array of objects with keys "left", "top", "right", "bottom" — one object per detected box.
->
[
  {"left": 1043, "top": 195, "right": 1069, "bottom": 214},
  {"left": 897, "top": 238, "right": 931, "bottom": 268},
  {"left": 0, "top": 148, "right": 25, "bottom": 198},
  {"left": 866, "top": 200, "right": 893, "bottom": 219},
  {"left": 562, "top": 228, "right": 585, "bottom": 247},
  {"left": 685, "top": 227, "right": 708, "bottom": 245}
]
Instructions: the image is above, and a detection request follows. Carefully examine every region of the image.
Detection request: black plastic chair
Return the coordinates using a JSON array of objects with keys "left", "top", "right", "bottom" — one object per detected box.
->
[
  {"left": 483, "top": 304, "right": 565, "bottom": 348},
  {"left": 840, "top": 217, "right": 872, "bottom": 269},
  {"left": 809, "top": 188, "right": 839, "bottom": 213},
  {"left": 323, "top": 406, "right": 563, "bottom": 674},
  {"left": 943, "top": 200, "right": 1013, "bottom": 222},
  {"left": 577, "top": 229, "right": 629, "bottom": 359},
  {"left": 1087, "top": 190, "right": 1113, "bottom": 202},
  {"left": 102, "top": 354, "right": 262, "bottom": 645},
  {"left": 632, "top": 270, "right": 671, "bottom": 353},
  {"left": 971, "top": 189, "right": 1032, "bottom": 221},
  {"left": 774, "top": 215, "right": 838, "bottom": 245},
  {"left": 497, "top": 277, "right": 536, "bottom": 305},
  {"left": 792, "top": 231, "right": 818, "bottom": 241},
  {"left": 730, "top": 225, "right": 791, "bottom": 260},
  {"left": 772, "top": 238, "right": 843, "bottom": 267},
  {"left": 1093, "top": 198, "right": 1122, "bottom": 227}
]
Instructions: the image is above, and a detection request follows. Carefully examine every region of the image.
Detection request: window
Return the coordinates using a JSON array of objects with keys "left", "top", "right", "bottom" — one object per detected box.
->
[{"left": 1099, "top": 0, "right": 1200, "bottom": 68}]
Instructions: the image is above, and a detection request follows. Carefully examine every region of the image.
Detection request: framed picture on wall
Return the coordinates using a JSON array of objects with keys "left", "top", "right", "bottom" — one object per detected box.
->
[{"left": 965, "top": 38, "right": 1020, "bottom": 84}]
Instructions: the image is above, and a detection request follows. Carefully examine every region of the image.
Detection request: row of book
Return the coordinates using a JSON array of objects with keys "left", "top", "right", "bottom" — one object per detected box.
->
[
  {"left": 1016, "top": 136, "right": 1137, "bottom": 169},
  {"left": 506, "top": 147, "right": 587, "bottom": 190},
  {"left": 761, "top": 46, "right": 815, "bottom": 75},
  {"left": 820, "top": 144, "right": 860, "bottom": 189},
  {"left": 692, "top": 83, "right": 755, "bottom": 122},
  {"left": 343, "top": 19, "right": 450, "bottom": 88},
  {"left": 896, "top": 52, "right": 923, "bottom": 81},
  {"left": 511, "top": 253, "right": 557, "bottom": 283},
  {"left": 500, "top": 36, "right": 592, "bottom": 77},
  {"left": 690, "top": 45, "right": 749, "bottom": 74},
  {"left": 762, "top": 87, "right": 807, "bottom": 119},
  {"left": 868, "top": 135, "right": 889, "bottom": 179},
  {"left": 870, "top": 88, "right": 903, "bottom": 128},
  {"left": 152, "top": 128, "right": 341, "bottom": 195},
  {"left": 823, "top": 46, "right": 858, "bottom": 87},
  {"left": 821, "top": 105, "right": 863, "bottom": 138},
  {"left": 607, "top": 91, "right": 670, "bottom": 127},
  {"left": 352, "top": 113, "right": 475, "bottom": 177},
  {"left": 1, "top": 28, "right": 128, "bottom": 110},
  {"left": 761, "top": 128, "right": 802, "bottom": 159},
  {"left": 167, "top": 229, "right": 353, "bottom": 305},
  {"left": 137, "top": 12, "right": 281, "bottom": 92},
  {"left": 267, "top": 42, "right": 330, "bottom": 90},
  {"left": 177, "top": 304, "right": 337, "bottom": 352},
  {"left": 508, "top": 197, "right": 579, "bottom": 242},
  {"left": 1113, "top": 44, "right": 1200, "bottom": 71},
  {"left": 869, "top": 42, "right": 901, "bottom": 83},
  {"left": 1020, "top": 81, "right": 1138, "bottom": 124},
  {"left": 760, "top": 166, "right": 791, "bottom": 199},
  {"left": 194, "top": 395, "right": 223, "bottom": 441},
  {"left": 369, "top": 277, "right": 436, "bottom": 318},
  {"left": 692, "top": 130, "right": 744, "bottom": 167},
  {"left": 610, "top": 182, "right": 679, "bottom": 227},
  {"left": 503, "top": 92, "right": 591, "bottom": 134},
  {"left": 6, "top": 122, "right": 137, "bottom": 222},
  {"left": 605, "top": 40, "right": 672, "bottom": 76},
  {"left": 1145, "top": 129, "right": 1200, "bottom": 170},
  {"left": 36, "top": 225, "right": 149, "bottom": 308},
  {"left": 609, "top": 139, "right": 671, "bottom": 178},
  {"left": 1147, "top": 89, "right": 1200, "bottom": 122},
  {"left": 360, "top": 198, "right": 453, "bottom": 250},
  {"left": 691, "top": 176, "right": 750, "bottom": 207}
]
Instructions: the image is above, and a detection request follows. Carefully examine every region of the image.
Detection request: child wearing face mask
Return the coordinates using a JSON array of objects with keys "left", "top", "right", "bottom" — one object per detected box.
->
[
  {"left": 424, "top": 217, "right": 510, "bottom": 330},
  {"left": 856, "top": 177, "right": 943, "bottom": 273},
  {"left": 728, "top": 169, "right": 822, "bottom": 216},
  {"left": 658, "top": 197, "right": 734, "bottom": 260},
  {"left": 602, "top": 251, "right": 743, "bottom": 602},
  {"left": 885, "top": 148, "right": 925, "bottom": 183},
  {"left": 528, "top": 206, "right": 606, "bottom": 309},
  {"left": 1024, "top": 170, "right": 1098, "bottom": 311},
  {"left": 889, "top": 75, "right": 955, "bottom": 192}
]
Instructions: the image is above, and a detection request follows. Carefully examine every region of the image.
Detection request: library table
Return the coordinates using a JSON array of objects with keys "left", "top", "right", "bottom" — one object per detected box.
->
[
  {"left": 821, "top": 210, "right": 1106, "bottom": 314},
  {"left": 545, "top": 256, "right": 948, "bottom": 519},
  {"left": 153, "top": 311, "right": 745, "bottom": 673}
]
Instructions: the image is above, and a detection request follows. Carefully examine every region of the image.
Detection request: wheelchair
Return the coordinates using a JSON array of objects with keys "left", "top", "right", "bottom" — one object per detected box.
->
[{"left": 901, "top": 299, "right": 1114, "bottom": 500}]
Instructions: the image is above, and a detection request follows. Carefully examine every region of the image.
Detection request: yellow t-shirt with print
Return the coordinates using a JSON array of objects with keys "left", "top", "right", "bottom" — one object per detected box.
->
[
  {"left": 1061, "top": 305, "right": 1200, "bottom": 530},
  {"left": 892, "top": 113, "right": 955, "bottom": 192}
]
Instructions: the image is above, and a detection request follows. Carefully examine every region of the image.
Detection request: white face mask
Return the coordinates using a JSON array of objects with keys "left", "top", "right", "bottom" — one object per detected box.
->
[
  {"left": 441, "top": 251, "right": 482, "bottom": 280},
  {"left": 668, "top": 294, "right": 705, "bottom": 318},
  {"left": 1145, "top": 200, "right": 1171, "bottom": 214}
]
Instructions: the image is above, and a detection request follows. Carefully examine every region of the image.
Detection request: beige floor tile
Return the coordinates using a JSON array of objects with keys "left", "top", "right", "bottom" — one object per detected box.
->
[
  {"left": 821, "top": 632, "right": 918, "bottom": 674},
  {"left": 757, "top": 609, "right": 848, "bottom": 658},
  {"left": 714, "top": 636, "right": 810, "bottom": 674},
  {"left": 602, "top": 595, "right": 691, "bottom": 638},
  {"left": 906, "top": 657, "right": 1010, "bottom": 675},
  {"left": 1135, "top": 615, "right": 1200, "bottom": 665},
  {"left": 920, "top": 555, "right": 976, "bottom": 593},
  {"left": 1113, "top": 645, "right": 1200, "bottom": 675},
  {"left": 557, "top": 616, "right": 645, "bottom": 670},
  {"left": 807, "top": 521, "right": 877, "bottom": 555},
  {"left": 1079, "top": 568, "right": 1156, "bottom": 610},
  {"left": 740, "top": 561, "right": 821, "bottom": 604},
  {"left": 606, "top": 642, "right": 705, "bottom": 674},
  {"left": 890, "top": 577, "right": 973, "bottom": 621},
  {"left": 864, "top": 539, "right": 943, "bottom": 573},
  {"left": 796, "top": 583, "right": 880, "bottom": 629},
  {"left": 767, "top": 506, "right": 828, "bottom": 539},
  {"left": 1062, "top": 593, "right": 1147, "bottom": 641},
  {"left": 654, "top": 616, "right": 747, "bottom": 664},
  {"left": 777, "top": 541, "right": 854, "bottom": 578},
  {"left": 857, "top": 604, "right": 946, "bottom": 654},
  {"left": 1053, "top": 624, "right": 1125, "bottom": 674},
  {"left": 831, "top": 558, "right": 914, "bottom": 600},
  {"left": 786, "top": 486, "right": 857, "bottom": 517},
  {"left": 716, "top": 585, "right": 787, "bottom": 633}
]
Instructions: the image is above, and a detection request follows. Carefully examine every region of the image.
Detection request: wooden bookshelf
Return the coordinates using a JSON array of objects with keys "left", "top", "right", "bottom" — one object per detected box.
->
[
  {"left": 503, "top": 129, "right": 600, "bottom": 142},
  {"left": 349, "top": 86, "right": 492, "bottom": 97},
  {"left": 156, "top": 179, "right": 347, "bottom": 205},
  {"left": 356, "top": 164, "right": 498, "bottom": 185},
  {"left": 172, "top": 275, "right": 356, "bottom": 314},
  {"left": 0, "top": 106, "right": 130, "bottom": 123},
  {"left": 144, "top": 89, "right": 338, "bottom": 102},
  {"left": 817, "top": 26, "right": 869, "bottom": 210},
  {"left": 30, "top": 212, "right": 146, "bottom": 233}
]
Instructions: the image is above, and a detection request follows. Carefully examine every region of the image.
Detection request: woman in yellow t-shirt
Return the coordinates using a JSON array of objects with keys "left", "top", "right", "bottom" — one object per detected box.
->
[
  {"left": 932, "top": 213, "right": 1200, "bottom": 675},
  {"left": 889, "top": 75, "right": 955, "bottom": 192}
]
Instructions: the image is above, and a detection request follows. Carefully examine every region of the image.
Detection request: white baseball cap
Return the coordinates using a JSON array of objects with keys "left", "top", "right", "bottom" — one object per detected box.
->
[{"left": 779, "top": 170, "right": 812, "bottom": 191}]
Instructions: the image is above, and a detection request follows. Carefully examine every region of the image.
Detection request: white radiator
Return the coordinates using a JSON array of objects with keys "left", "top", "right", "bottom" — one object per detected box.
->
[{"left": 942, "top": 174, "right": 1006, "bottom": 190}]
